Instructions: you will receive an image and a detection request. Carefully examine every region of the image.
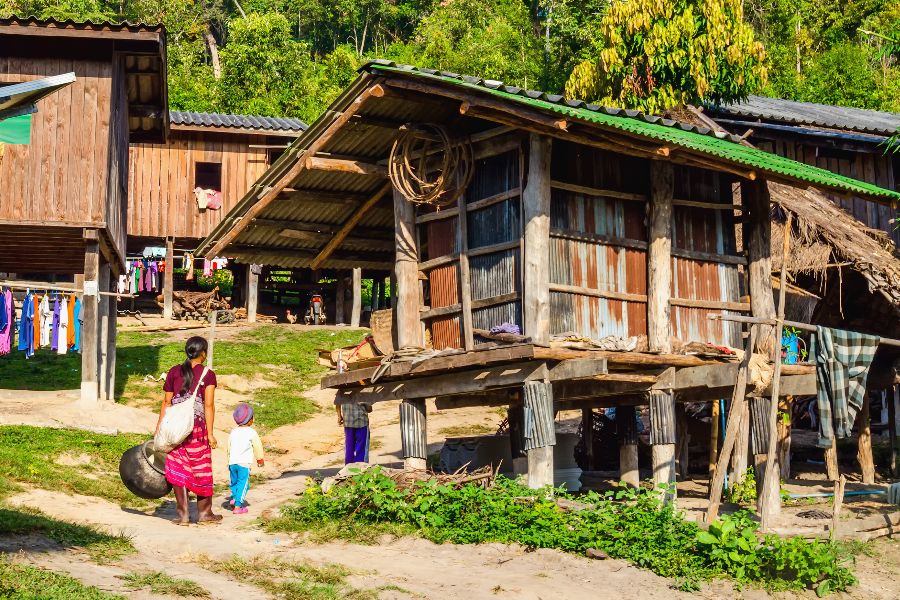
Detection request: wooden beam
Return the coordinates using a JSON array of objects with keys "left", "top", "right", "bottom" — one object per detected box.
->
[
  {"left": 648, "top": 162, "right": 674, "bottom": 353},
  {"left": 549, "top": 283, "right": 647, "bottom": 304},
  {"left": 742, "top": 179, "right": 777, "bottom": 355},
  {"left": 350, "top": 267, "right": 362, "bottom": 328},
  {"left": 457, "top": 172, "right": 475, "bottom": 350},
  {"left": 80, "top": 240, "right": 100, "bottom": 403},
  {"left": 310, "top": 182, "right": 392, "bottom": 269},
  {"left": 304, "top": 156, "right": 388, "bottom": 177},
  {"left": 522, "top": 134, "right": 552, "bottom": 345},
  {"left": 279, "top": 228, "right": 393, "bottom": 251},
  {"left": 393, "top": 186, "right": 422, "bottom": 349},
  {"left": 204, "top": 82, "right": 385, "bottom": 258},
  {"left": 276, "top": 189, "right": 371, "bottom": 204},
  {"left": 246, "top": 264, "right": 260, "bottom": 323},
  {"left": 162, "top": 236, "right": 174, "bottom": 320}
]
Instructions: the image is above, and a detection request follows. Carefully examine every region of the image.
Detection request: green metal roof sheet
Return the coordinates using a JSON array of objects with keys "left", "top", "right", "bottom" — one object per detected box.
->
[{"left": 367, "top": 62, "right": 900, "bottom": 204}]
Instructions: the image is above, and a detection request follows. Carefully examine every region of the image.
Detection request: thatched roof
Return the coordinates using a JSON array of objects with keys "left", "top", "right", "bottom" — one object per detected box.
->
[{"left": 769, "top": 183, "right": 900, "bottom": 314}]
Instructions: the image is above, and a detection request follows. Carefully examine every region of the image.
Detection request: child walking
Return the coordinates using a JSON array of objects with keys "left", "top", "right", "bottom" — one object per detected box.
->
[{"left": 227, "top": 403, "right": 264, "bottom": 515}]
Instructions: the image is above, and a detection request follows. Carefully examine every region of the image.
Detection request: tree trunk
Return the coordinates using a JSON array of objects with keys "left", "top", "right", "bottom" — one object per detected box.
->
[{"left": 205, "top": 26, "right": 222, "bottom": 80}]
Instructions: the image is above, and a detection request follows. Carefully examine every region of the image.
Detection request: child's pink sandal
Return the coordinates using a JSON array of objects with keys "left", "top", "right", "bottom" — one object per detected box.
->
[{"left": 233, "top": 506, "right": 249, "bottom": 514}]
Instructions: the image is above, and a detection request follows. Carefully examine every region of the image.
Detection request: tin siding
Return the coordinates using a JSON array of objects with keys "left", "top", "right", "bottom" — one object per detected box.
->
[
  {"left": 425, "top": 217, "right": 461, "bottom": 350},
  {"left": 671, "top": 168, "right": 741, "bottom": 347}
]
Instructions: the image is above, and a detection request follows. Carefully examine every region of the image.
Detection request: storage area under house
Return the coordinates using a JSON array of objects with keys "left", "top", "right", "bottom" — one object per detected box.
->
[{"left": 197, "top": 61, "right": 900, "bottom": 526}]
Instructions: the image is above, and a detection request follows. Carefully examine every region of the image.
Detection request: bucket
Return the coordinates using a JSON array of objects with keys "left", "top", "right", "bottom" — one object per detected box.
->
[{"left": 119, "top": 440, "right": 171, "bottom": 499}]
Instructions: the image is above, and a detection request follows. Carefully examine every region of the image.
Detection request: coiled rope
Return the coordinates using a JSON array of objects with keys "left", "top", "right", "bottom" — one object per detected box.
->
[{"left": 388, "top": 123, "right": 474, "bottom": 207}]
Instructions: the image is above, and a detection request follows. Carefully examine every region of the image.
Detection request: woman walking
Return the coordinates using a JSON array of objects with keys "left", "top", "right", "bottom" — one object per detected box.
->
[{"left": 155, "top": 336, "right": 222, "bottom": 525}]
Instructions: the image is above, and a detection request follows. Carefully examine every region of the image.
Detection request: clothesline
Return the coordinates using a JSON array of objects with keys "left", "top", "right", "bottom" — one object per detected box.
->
[
  {"left": 0, "top": 280, "right": 134, "bottom": 298},
  {"left": 708, "top": 314, "right": 900, "bottom": 348}
]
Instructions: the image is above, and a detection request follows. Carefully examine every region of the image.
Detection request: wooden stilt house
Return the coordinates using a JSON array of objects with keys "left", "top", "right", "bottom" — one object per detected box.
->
[
  {"left": 0, "top": 17, "right": 168, "bottom": 402},
  {"left": 198, "top": 62, "right": 900, "bottom": 519}
]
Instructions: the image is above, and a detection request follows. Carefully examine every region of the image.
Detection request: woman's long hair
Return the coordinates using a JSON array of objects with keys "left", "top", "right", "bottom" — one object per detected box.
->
[{"left": 180, "top": 336, "right": 208, "bottom": 395}]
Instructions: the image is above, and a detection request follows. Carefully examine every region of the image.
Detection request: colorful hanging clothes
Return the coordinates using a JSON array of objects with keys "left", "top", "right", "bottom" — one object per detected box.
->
[
  {"left": 202, "top": 260, "right": 213, "bottom": 278},
  {"left": 50, "top": 297, "right": 60, "bottom": 352},
  {"left": 32, "top": 295, "right": 40, "bottom": 352},
  {"left": 66, "top": 294, "right": 76, "bottom": 349},
  {"left": 39, "top": 295, "right": 51, "bottom": 347},
  {"left": 57, "top": 296, "right": 68, "bottom": 356},
  {"left": 18, "top": 292, "right": 34, "bottom": 358},
  {"left": 72, "top": 298, "right": 82, "bottom": 353},
  {"left": 0, "top": 289, "right": 11, "bottom": 356}
]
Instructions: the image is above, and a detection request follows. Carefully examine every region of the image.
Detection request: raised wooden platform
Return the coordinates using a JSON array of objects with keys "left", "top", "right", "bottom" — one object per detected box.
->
[{"left": 322, "top": 343, "right": 815, "bottom": 408}]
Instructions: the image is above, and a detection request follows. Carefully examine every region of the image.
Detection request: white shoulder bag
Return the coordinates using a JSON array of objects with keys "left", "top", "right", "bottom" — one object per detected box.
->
[{"left": 154, "top": 366, "right": 209, "bottom": 453}]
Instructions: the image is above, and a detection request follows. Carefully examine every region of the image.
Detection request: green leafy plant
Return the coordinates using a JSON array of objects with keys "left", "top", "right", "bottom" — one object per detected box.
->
[
  {"left": 196, "top": 268, "right": 234, "bottom": 297},
  {"left": 726, "top": 468, "right": 757, "bottom": 505}
]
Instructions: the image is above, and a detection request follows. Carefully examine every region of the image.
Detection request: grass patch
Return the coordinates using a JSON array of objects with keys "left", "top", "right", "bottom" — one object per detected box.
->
[
  {"left": 0, "top": 425, "right": 147, "bottom": 506},
  {"left": 117, "top": 327, "right": 366, "bottom": 430},
  {"left": 437, "top": 424, "right": 497, "bottom": 437},
  {"left": 0, "top": 558, "right": 125, "bottom": 599},
  {"left": 269, "top": 468, "right": 857, "bottom": 595},
  {"left": 200, "top": 554, "right": 375, "bottom": 600},
  {"left": 120, "top": 571, "right": 209, "bottom": 597},
  {"left": 0, "top": 507, "right": 135, "bottom": 564}
]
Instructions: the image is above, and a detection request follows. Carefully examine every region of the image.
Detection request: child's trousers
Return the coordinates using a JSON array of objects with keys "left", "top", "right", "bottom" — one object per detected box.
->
[{"left": 229, "top": 464, "right": 251, "bottom": 507}]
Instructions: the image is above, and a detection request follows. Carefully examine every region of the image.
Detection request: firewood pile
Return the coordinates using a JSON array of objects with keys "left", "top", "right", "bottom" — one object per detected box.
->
[
  {"left": 321, "top": 463, "right": 497, "bottom": 493},
  {"left": 156, "top": 287, "right": 231, "bottom": 320},
  {"left": 232, "top": 307, "right": 278, "bottom": 323}
]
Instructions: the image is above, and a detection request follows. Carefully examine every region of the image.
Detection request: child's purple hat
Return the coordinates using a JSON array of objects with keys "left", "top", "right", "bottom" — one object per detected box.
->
[{"left": 233, "top": 403, "right": 253, "bottom": 425}]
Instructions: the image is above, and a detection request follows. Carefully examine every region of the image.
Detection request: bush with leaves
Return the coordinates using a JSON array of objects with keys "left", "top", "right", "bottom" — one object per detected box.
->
[{"left": 271, "top": 468, "right": 856, "bottom": 594}]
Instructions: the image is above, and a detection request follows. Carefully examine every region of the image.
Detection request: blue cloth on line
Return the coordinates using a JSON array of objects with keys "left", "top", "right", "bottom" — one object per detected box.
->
[
  {"left": 17, "top": 292, "right": 34, "bottom": 358},
  {"left": 0, "top": 290, "right": 7, "bottom": 333}
]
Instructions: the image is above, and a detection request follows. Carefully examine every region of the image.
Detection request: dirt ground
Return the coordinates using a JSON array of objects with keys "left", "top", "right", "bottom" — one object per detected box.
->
[{"left": 3, "top": 324, "right": 900, "bottom": 599}]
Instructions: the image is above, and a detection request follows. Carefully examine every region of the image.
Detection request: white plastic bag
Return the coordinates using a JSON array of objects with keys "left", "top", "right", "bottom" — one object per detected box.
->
[{"left": 153, "top": 367, "right": 208, "bottom": 453}]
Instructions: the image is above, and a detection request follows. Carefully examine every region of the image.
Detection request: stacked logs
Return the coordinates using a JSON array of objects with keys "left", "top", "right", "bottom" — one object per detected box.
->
[{"left": 156, "top": 287, "right": 231, "bottom": 320}]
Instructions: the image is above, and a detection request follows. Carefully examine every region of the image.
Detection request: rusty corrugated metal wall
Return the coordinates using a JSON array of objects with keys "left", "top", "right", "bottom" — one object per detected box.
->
[
  {"left": 671, "top": 167, "right": 742, "bottom": 347},
  {"left": 424, "top": 217, "right": 461, "bottom": 350},
  {"left": 549, "top": 143, "right": 649, "bottom": 338}
]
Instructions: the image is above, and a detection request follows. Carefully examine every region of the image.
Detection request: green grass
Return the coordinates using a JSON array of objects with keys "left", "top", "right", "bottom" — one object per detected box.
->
[
  {"left": 0, "top": 558, "right": 125, "bottom": 599},
  {"left": 437, "top": 424, "right": 497, "bottom": 437},
  {"left": 119, "top": 571, "right": 209, "bottom": 597},
  {"left": 0, "top": 425, "right": 147, "bottom": 505},
  {"left": 0, "top": 507, "right": 135, "bottom": 564},
  {"left": 201, "top": 555, "right": 376, "bottom": 600}
]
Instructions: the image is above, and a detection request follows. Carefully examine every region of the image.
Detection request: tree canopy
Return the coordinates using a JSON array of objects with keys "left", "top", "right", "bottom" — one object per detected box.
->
[{"left": 1, "top": 0, "right": 898, "bottom": 121}]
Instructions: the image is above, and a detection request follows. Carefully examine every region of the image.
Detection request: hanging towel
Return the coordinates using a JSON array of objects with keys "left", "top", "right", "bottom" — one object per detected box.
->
[
  {"left": 32, "top": 295, "right": 40, "bottom": 352},
  {"left": 118, "top": 274, "right": 127, "bottom": 295},
  {"left": 66, "top": 294, "right": 76, "bottom": 349},
  {"left": 73, "top": 298, "right": 82, "bottom": 352},
  {"left": 18, "top": 292, "right": 34, "bottom": 358},
  {"left": 0, "top": 289, "right": 12, "bottom": 356},
  {"left": 813, "top": 326, "right": 880, "bottom": 448},
  {"left": 39, "top": 295, "right": 51, "bottom": 347},
  {"left": 57, "top": 296, "right": 69, "bottom": 356},
  {"left": 202, "top": 259, "right": 213, "bottom": 278},
  {"left": 51, "top": 297, "right": 60, "bottom": 351}
]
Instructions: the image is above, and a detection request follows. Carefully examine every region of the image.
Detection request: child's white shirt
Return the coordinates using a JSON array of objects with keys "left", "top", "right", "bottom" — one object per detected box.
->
[{"left": 227, "top": 426, "right": 264, "bottom": 468}]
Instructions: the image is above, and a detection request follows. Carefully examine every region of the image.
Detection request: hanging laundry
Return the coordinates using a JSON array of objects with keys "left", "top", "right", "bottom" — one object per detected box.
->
[
  {"left": 203, "top": 259, "right": 213, "bottom": 278},
  {"left": 18, "top": 292, "right": 34, "bottom": 359},
  {"left": 149, "top": 261, "right": 159, "bottom": 292},
  {"left": 185, "top": 253, "right": 195, "bottom": 281},
  {"left": 51, "top": 296, "right": 60, "bottom": 352},
  {"left": 118, "top": 274, "right": 127, "bottom": 295},
  {"left": 67, "top": 294, "right": 76, "bottom": 349},
  {"left": 39, "top": 294, "right": 51, "bottom": 347},
  {"left": 0, "top": 289, "right": 11, "bottom": 356},
  {"left": 57, "top": 295, "right": 69, "bottom": 356},
  {"left": 72, "top": 298, "right": 81, "bottom": 353},
  {"left": 32, "top": 294, "right": 40, "bottom": 353}
]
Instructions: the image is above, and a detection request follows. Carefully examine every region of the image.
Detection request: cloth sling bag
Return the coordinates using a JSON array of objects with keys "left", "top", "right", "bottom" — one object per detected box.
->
[{"left": 154, "top": 366, "right": 210, "bottom": 453}]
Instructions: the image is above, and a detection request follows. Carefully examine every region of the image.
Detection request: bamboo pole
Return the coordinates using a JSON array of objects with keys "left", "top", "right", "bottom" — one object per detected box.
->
[{"left": 708, "top": 314, "right": 900, "bottom": 348}]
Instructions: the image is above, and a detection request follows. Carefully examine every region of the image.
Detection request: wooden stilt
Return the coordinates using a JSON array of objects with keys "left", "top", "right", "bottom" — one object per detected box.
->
[
  {"left": 350, "top": 267, "right": 362, "bottom": 328},
  {"left": 858, "top": 394, "right": 875, "bottom": 484},
  {"left": 522, "top": 134, "right": 552, "bottom": 345},
  {"left": 831, "top": 475, "right": 846, "bottom": 541},
  {"left": 163, "top": 236, "right": 174, "bottom": 319},
  {"left": 80, "top": 231, "right": 100, "bottom": 404},
  {"left": 97, "top": 262, "right": 110, "bottom": 402},
  {"left": 709, "top": 400, "right": 721, "bottom": 481},
  {"left": 207, "top": 310, "right": 217, "bottom": 369},
  {"left": 582, "top": 408, "right": 594, "bottom": 471},
  {"left": 524, "top": 381, "right": 555, "bottom": 490},
  {"left": 508, "top": 403, "right": 528, "bottom": 476},
  {"left": 732, "top": 402, "right": 750, "bottom": 485},
  {"left": 676, "top": 405, "right": 690, "bottom": 477},
  {"left": 246, "top": 264, "right": 259, "bottom": 323},
  {"left": 104, "top": 272, "right": 117, "bottom": 402},
  {"left": 528, "top": 446, "right": 554, "bottom": 489},
  {"left": 825, "top": 437, "right": 839, "bottom": 481},
  {"left": 393, "top": 187, "right": 421, "bottom": 349},
  {"left": 617, "top": 405, "right": 639, "bottom": 487},
  {"left": 400, "top": 398, "right": 427, "bottom": 470},
  {"left": 335, "top": 274, "right": 346, "bottom": 325},
  {"left": 890, "top": 386, "right": 899, "bottom": 477},
  {"left": 778, "top": 396, "right": 793, "bottom": 480}
]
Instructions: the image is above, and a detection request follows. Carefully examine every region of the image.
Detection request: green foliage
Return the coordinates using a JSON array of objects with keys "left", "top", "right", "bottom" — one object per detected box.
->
[
  {"left": 120, "top": 572, "right": 209, "bottom": 597},
  {"left": 195, "top": 267, "right": 234, "bottom": 296},
  {"left": 0, "top": 557, "right": 126, "bottom": 600},
  {"left": 566, "top": 0, "right": 768, "bottom": 113},
  {"left": 269, "top": 468, "right": 856, "bottom": 593},
  {"left": 726, "top": 467, "right": 758, "bottom": 505}
]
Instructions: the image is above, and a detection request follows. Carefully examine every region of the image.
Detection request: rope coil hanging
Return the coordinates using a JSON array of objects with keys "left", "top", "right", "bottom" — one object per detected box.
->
[{"left": 388, "top": 123, "right": 474, "bottom": 207}]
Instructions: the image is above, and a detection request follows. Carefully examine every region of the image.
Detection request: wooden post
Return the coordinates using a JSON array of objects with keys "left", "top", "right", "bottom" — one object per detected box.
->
[
  {"left": 335, "top": 274, "right": 346, "bottom": 325},
  {"left": 163, "top": 236, "right": 175, "bottom": 319},
  {"left": 831, "top": 475, "right": 846, "bottom": 541},
  {"left": 350, "top": 267, "right": 362, "bottom": 328},
  {"left": 675, "top": 405, "right": 690, "bottom": 477},
  {"left": 400, "top": 398, "right": 427, "bottom": 470},
  {"left": 710, "top": 399, "right": 721, "bottom": 481},
  {"left": 778, "top": 397, "right": 793, "bottom": 480},
  {"left": 105, "top": 273, "right": 117, "bottom": 402},
  {"left": 508, "top": 403, "right": 528, "bottom": 476},
  {"left": 80, "top": 232, "right": 100, "bottom": 404},
  {"left": 732, "top": 402, "right": 750, "bottom": 484},
  {"left": 648, "top": 162, "right": 676, "bottom": 497},
  {"left": 97, "top": 262, "right": 110, "bottom": 402},
  {"left": 825, "top": 437, "right": 839, "bottom": 481},
  {"left": 858, "top": 394, "right": 875, "bottom": 484},
  {"left": 522, "top": 134, "right": 552, "bottom": 345},
  {"left": 742, "top": 179, "right": 777, "bottom": 356},
  {"left": 618, "top": 405, "right": 640, "bottom": 487},
  {"left": 393, "top": 187, "right": 421, "bottom": 349},
  {"left": 582, "top": 408, "right": 594, "bottom": 471},
  {"left": 208, "top": 310, "right": 217, "bottom": 369},
  {"left": 246, "top": 264, "right": 259, "bottom": 324},
  {"left": 890, "top": 386, "right": 899, "bottom": 477},
  {"left": 524, "top": 381, "right": 555, "bottom": 489}
]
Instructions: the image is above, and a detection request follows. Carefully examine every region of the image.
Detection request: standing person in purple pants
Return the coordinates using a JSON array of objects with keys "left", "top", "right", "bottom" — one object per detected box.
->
[{"left": 336, "top": 402, "right": 371, "bottom": 464}]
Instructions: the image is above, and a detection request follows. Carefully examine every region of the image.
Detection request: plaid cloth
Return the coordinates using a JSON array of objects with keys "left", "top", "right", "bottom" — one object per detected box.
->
[
  {"left": 813, "top": 326, "right": 880, "bottom": 448},
  {"left": 342, "top": 402, "right": 371, "bottom": 429}
]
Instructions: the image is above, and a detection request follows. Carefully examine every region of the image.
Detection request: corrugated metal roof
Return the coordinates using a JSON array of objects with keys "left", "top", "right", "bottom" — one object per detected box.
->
[
  {"left": 0, "top": 15, "right": 164, "bottom": 34},
  {"left": 170, "top": 111, "right": 307, "bottom": 133},
  {"left": 708, "top": 95, "right": 900, "bottom": 136},
  {"left": 364, "top": 61, "right": 900, "bottom": 203}
]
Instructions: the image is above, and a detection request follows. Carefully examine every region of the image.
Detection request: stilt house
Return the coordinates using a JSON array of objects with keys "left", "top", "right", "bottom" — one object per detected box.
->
[
  {"left": 0, "top": 17, "right": 168, "bottom": 402},
  {"left": 199, "top": 62, "right": 900, "bottom": 519}
]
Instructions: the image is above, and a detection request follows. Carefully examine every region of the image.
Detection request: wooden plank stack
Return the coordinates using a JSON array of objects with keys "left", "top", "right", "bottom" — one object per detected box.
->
[{"left": 155, "top": 287, "right": 231, "bottom": 320}]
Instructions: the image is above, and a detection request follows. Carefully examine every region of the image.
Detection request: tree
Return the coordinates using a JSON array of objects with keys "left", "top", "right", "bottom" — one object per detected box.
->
[{"left": 565, "top": 0, "right": 768, "bottom": 113}]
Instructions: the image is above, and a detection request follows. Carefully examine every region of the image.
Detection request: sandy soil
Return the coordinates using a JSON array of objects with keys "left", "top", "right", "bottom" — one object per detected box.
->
[{"left": 3, "top": 333, "right": 900, "bottom": 598}]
